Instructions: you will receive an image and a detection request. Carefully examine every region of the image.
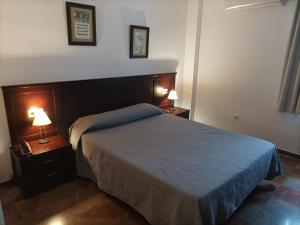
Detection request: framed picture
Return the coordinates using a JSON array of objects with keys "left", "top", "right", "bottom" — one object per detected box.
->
[
  {"left": 130, "top": 25, "right": 149, "bottom": 58},
  {"left": 66, "top": 2, "right": 96, "bottom": 46}
]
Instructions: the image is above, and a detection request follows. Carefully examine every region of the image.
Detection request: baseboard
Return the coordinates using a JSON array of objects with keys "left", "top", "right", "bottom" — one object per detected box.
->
[{"left": 278, "top": 149, "right": 300, "bottom": 160}]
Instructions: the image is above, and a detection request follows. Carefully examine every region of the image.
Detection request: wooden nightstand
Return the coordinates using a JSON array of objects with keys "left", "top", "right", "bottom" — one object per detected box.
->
[
  {"left": 11, "top": 135, "right": 75, "bottom": 198},
  {"left": 163, "top": 107, "right": 190, "bottom": 119}
]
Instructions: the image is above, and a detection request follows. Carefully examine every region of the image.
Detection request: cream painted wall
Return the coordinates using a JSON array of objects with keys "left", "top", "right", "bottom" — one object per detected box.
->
[
  {"left": 194, "top": 0, "right": 300, "bottom": 154},
  {"left": 181, "top": 0, "right": 201, "bottom": 110},
  {"left": 0, "top": 0, "right": 188, "bottom": 182}
]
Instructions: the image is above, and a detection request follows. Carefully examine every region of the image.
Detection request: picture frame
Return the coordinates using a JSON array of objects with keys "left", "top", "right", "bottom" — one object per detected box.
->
[
  {"left": 130, "top": 25, "right": 150, "bottom": 58},
  {"left": 66, "top": 2, "right": 97, "bottom": 46}
]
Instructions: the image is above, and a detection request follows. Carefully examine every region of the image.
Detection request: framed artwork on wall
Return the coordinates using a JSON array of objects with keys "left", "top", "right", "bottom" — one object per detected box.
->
[
  {"left": 130, "top": 25, "right": 149, "bottom": 58},
  {"left": 66, "top": 2, "right": 97, "bottom": 46}
]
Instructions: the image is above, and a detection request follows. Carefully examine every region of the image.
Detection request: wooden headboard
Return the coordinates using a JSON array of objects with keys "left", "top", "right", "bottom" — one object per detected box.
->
[{"left": 2, "top": 73, "right": 176, "bottom": 145}]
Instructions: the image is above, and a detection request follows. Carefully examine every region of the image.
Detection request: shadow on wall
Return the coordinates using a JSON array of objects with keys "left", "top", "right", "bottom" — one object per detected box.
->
[{"left": 0, "top": 56, "right": 179, "bottom": 86}]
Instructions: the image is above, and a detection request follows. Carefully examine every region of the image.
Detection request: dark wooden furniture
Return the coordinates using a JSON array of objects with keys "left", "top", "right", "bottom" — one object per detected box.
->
[
  {"left": 11, "top": 135, "right": 75, "bottom": 198},
  {"left": 163, "top": 107, "right": 190, "bottom": 119},
  {"left": 2, "top": 73, "right": 176, "bottom": 145}
]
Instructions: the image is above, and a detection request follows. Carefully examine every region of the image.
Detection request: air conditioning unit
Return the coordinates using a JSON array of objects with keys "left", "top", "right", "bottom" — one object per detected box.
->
[{"left": 224, "top": 0, "right": 285, "bottom": 10}]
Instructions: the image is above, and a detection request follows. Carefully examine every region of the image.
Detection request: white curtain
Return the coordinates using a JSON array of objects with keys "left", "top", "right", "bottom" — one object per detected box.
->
[{"left": 278, "top": 0, "right": 300, "bottom": 114}]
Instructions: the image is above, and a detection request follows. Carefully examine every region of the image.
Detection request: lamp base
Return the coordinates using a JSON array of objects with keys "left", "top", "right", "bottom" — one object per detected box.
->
[
  {"left": 39, "top": 138, "right": 49, "bottom": 144},
  {"left": 38, "top": 127, "right": 49, "bottom": 144}
]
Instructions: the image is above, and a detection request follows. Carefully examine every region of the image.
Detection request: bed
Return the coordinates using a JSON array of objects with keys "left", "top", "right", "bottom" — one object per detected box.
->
[{"left": 69, "top": 103, "right": 282, "bottom": 225}]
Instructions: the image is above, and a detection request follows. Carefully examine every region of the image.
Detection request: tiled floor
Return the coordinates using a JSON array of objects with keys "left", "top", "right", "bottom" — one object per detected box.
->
[{"left": 1, "top": 154, "right": 300, "bottom": 225}]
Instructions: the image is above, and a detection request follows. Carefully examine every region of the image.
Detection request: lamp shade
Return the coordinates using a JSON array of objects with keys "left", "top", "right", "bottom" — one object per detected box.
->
[
  {"left": 32, "top": 110, "right": 52, "bottom": 126},
  {"left": 167, "top": 90, "right": 178, "bottom": 100}
]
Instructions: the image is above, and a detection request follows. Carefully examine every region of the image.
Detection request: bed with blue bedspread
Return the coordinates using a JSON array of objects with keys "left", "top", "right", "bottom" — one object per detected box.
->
[{"left": 70, "top": 103, "right": 282, "bottom": 225}]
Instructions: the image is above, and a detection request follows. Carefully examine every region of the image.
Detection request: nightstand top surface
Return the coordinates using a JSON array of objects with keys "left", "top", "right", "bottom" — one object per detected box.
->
[
  {"left": 28, "top": 135, "right": 70, "bottom": 155},
  {"left": 163, "top": 107, "right": 190, "bottom": 115}
]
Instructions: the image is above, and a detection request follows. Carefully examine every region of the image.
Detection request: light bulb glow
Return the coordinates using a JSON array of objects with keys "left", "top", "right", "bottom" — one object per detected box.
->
[{"left": 27, "top": 107, "right": 52, "bottom": 126}]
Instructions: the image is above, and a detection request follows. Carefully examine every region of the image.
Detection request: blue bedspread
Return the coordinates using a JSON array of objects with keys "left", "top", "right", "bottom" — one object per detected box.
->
[{"left": 70, "top": 104, "right": 282, "bottom": 225}]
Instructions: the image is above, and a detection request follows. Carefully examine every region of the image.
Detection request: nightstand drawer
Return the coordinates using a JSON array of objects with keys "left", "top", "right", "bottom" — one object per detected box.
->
[
  {"left": 36, "top": 170, "right": 58, "bottom": 185},
  {"left": 29, "top": 147, "right": 72, "bottom": 175},
  {"left": 28, "top": 171, "right": 60, "bottom": 195},
  {"left": 31, "top": 157, "right": 57, "bottom": 174},
  {"left": 25, "top": 161, "right": 74, "bottom": 196}
]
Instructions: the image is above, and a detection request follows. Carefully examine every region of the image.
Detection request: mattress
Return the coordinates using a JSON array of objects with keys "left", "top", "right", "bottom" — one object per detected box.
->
[{"left": 70, "top": 104, "right": 282, "bottom": 225}]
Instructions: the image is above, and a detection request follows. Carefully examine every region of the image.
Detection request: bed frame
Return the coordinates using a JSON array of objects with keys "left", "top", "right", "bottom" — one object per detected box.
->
[{"left": 2, "top": 73, "right": 176, "bottom": 145}]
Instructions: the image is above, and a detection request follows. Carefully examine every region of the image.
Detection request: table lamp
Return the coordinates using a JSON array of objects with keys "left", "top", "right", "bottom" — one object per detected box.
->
[
  {"left": 167, "top": 90, "right": 178, "bottom": 111},
  {"left": 32, "top": 108, "right": 52, "bottom": 144}
]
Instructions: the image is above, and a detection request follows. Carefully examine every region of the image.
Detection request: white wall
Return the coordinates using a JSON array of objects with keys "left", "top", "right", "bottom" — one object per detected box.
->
[
  {"left": 0, "top": 0, "right": 188, "bottom": 182},
  {"left": 194, "top": 0, "right": 300, "bottom": 154},
  {"left": 182, "top": 0, "right": 201, "bottom": 110}
]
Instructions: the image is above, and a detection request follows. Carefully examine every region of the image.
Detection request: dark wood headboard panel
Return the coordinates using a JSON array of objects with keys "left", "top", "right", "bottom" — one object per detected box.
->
[{"left": 2, "top": 73, "right": 176, "bottom": 145}]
